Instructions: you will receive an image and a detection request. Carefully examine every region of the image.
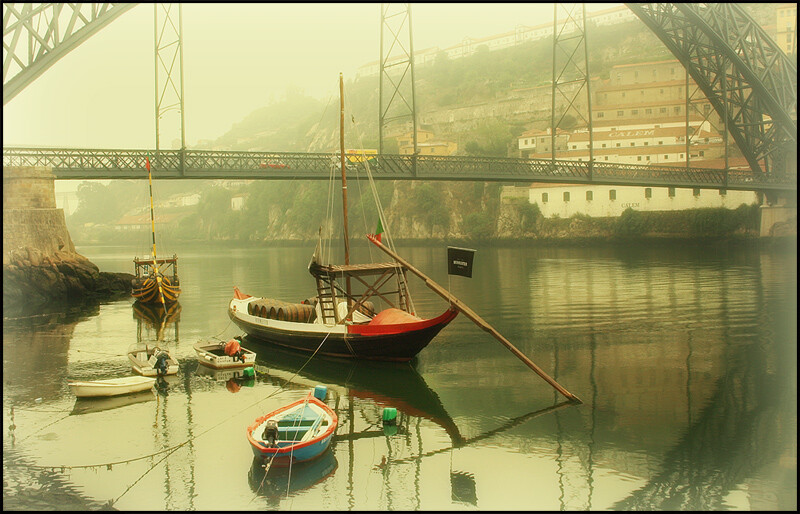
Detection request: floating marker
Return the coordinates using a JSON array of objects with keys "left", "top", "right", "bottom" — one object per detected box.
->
[
  {"left": 382, "top": 407, "right": 397, "bottom": 424},
  {"left": 242, "top": 367, "right": 255, "bottom": 378},
  {"left": 313, "top": 385, "right": 327, "bottom": 401}
]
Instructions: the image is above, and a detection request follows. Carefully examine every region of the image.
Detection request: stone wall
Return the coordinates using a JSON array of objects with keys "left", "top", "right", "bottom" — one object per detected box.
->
[
  {"left": 3, "top": 166, "right": 76, "bottom": 266},
  {"left": 3, "top": 166, "right": 133, "bottom": 316}
]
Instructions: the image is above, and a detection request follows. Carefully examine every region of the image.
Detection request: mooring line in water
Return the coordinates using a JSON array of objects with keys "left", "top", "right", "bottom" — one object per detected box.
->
[{"left": 16, "top": 329, "right": 337, "bottom": 506}]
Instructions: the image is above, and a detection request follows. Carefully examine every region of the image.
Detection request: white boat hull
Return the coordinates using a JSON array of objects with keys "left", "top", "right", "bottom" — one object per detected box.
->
[
  {"left": 68, "top": 376, "right": 156, "bottom": 398},
  {"left": 128, "top": 347, "right": 179, "bottom": 376},
  {"left": 193, "top": 341, "right": 256, "bottom": 369}
]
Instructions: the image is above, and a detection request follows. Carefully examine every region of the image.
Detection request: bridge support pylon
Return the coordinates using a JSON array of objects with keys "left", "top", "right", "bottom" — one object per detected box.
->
[
  {"left": 2, "top": 166, "right": 76, "bottom": 265},
  {"left": 760, "top": 191, "right": 797, "bottom": 237}
]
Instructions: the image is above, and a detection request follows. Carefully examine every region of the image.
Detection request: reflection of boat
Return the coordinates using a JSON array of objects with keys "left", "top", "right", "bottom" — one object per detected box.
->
[
  {"left": 127, "top": 344, "right": 179, "bottom": 376},
  {"left": 71, "top": 389, "right": 156, "bottom": 415},
  {"left": 132, "top": 300, "right": 182, "bottom": 328},
  {"left": 68, "top": 376, "right": 155, "bottom": 397},
  {"left": 193, "top": 362, "right": 253, "bottom": 382},
  {"left": 193, "top": 362, "right": 255, "bottom": 392},
  {"left": 246, "top": 387, "right": 337, "bottom": 466},
  {"left": 193, "top": 338, "right": 256, "bottom": 369},
  {"left": 247, "top": 448, "right": 337, "bottom": 498},
  {"left": 131, "top": 156, "right": 180, "bottom": 306},
  {"left": 246, "top": 337, "right": 464, "bottom": 445},
  {"left": 228, "top": 74, "right": 456, "bottom": 362}
]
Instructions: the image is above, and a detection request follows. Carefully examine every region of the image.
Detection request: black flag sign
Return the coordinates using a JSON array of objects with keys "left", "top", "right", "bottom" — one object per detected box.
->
[{"left": 447, "top": 246, "right": 476, "bottom": 278}]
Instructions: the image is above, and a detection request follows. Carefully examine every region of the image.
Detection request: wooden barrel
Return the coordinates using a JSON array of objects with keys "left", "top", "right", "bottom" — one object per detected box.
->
[
  {"left": 277, "top": 303, "right": 315, "bottom": 322},
  {"left": 357, "top": 301, "right": 375, "bottom": 316},
  {"left": 301, "top": 297, "right": 318, "bottom": 306},
  {"left": 269, "top": 305, "right": 280, "bottom": 320}
]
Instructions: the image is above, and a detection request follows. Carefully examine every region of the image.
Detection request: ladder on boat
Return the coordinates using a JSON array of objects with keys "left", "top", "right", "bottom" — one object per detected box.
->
[{"left": 315, "top": 276, "right": 338, "bottom": 324}]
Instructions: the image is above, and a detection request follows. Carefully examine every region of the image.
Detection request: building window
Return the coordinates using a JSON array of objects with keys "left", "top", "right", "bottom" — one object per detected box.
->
[
  {"left": 646, "top": 108, "right": 652, "bottom": 114},
  {"left": 631, "top": 109, "right": 638, "bottom": 115},
  {"left": 572, "top": 145, "right": 577, "bottom": 149},
  {"left": 586, "top": 190, "right": 593, "bottom": 201},
  {"left": 597, "top": 112, "right": 605, "bottom": 118},
  {"left": 680, "top": 153, "right": 684, "bottom": 159},
  {"left": 668, "top": 187, "right": 676, "bottom": 197},
  {"left": 644, "top": 142, "right": 649, "bottom": 146},
  {"left": 674, "top": 106, "right": 681, "bottom": 114},
  {"left": 542, "top": 192, "right": 548, "bottom": 203},
  {"left": 660, "top": 88, "right": 664, "bottom": 94},
  {"left": 637, "top": 156, "right": 642, "bottom": 161},
  {"left": 664, "top": 155, "right": 669, "bottom": 159},
  {"left": 604, "top": 156, "right": 608, "bottom": 161},
  {"left": 645, "top": 188, "right": 652, "bottom": 199},
  {"left": 693, "top": 188, "right": 700, "bottom": 196},
  {"left": 602, "top": 143, "right": 607, "bottom": 148},
  {"left": 563, "top": 191, "right": 570, "bottom": 202},
  {"left": 658, "top": 141, "right": 664, "bottom": 145},
  {"left": 617, "top": 110, "right": 624, "bottom": 117},
  {"left": 699, "top": 150, "right": 705, "bottom": 157},
  {"left": 646, "top": 156, "right": 651, "bottom": 161},
  {"left": 660, "top": 107, "right": 667, "bottom": 113},
  {"left": 616, "top": 143, "right": 621, "bottom": 147},
  {"left": 631, "top": 142, "right": 635, "bottom": 146}
]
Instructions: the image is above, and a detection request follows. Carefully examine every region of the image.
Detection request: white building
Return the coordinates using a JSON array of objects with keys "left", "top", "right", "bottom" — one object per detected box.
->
[{"left": 529, "top": 183, "right": 758, "bottom": 219}]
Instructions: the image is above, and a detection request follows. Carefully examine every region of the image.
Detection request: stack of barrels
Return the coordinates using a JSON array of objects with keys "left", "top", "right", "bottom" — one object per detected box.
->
[
  {"left": 247, "top": 296, "right": 376, "bottom": 322},
  {"left": 248, "top": 298, "right": 316, "bottom": 322}
]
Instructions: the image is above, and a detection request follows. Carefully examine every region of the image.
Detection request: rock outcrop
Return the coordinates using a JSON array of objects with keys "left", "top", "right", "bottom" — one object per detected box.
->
[
  {"left": 3, "top": 166, "right": 133, "bottom": 317},
  {"left": 3, "top": 248, "right": 134, "bottom": 317}
]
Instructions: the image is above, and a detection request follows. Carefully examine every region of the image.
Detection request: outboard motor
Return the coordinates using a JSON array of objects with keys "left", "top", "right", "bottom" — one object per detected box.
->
[
  {"left": 262, "top": 419, "right": 279, "bottom": 448},
  {"left": 154, "top": 351, "right": 169, "bottom": 376}
]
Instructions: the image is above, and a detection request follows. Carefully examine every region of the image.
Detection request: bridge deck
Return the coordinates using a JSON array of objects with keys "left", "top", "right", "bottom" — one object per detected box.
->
[{"left": 3, "top": 148, "right": 795, "bottom": 192}]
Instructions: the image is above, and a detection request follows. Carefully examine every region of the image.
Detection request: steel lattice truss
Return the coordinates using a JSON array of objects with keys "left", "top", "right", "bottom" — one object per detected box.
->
[
  {"left": 379, "top": 3, "right": 416, "bottom": 155},
  {"left": 3, "top": 147, "right": 795, "bottom": 192},
  {"left": 2, "top": 3, "right": 136, "bottom": 105},
  {"left": 625, "top": 3, "right": 797, "bottom": 177}
]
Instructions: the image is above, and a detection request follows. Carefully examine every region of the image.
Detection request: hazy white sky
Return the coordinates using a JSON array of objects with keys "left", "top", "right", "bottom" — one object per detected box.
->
[{"left": 3, "top": 3, "right": 621, "bottom": 150}]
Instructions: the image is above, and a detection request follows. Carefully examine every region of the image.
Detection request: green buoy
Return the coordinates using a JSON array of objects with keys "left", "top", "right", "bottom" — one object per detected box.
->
[{"left": 382, "top": 407, "right": 397, "bottom": 424}]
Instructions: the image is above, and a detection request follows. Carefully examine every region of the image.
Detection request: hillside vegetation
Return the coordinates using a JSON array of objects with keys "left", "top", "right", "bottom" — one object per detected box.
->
[{"left": 69, "top": 11, "right": 770, "bottom": 245}]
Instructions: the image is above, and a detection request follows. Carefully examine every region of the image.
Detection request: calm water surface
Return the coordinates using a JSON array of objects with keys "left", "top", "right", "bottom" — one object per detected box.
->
[{"left": 3, "top": 241, "right": 796, "bottom": 510}]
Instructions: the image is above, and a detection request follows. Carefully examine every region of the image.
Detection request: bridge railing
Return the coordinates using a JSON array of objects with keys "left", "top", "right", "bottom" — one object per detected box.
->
[{"left": 3, "top": 147, "right": 795, "bottom": 191}]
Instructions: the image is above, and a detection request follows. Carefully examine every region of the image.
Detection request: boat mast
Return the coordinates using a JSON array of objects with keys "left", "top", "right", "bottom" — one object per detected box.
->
[
  {"left": 339, "top": 73, "right": 350, "bottom": 265},
  {"left": 146, "top": 156, "right": 167, "bottom": 307},
  {"left": 339, "top": 73, "right": 352, "bottom": 310}
]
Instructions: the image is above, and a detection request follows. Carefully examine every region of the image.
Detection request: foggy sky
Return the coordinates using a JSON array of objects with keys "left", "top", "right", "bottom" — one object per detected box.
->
[{"left": 3, "top": 3, "right": 621, "bottom": 151}]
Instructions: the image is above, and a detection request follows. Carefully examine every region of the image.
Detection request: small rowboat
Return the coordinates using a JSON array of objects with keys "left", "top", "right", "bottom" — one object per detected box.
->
[
  {"left": 128, "top": 345, "right": 179, "bottom": 376},
  {"left": 193, "top": 339, "right": 256, "bottom": 369},
  {"left": 246, "top": 386, "right": 337, "bottom": 465},
  {"left": 68, "top": 376, "right": 156, "bottom": 398}
]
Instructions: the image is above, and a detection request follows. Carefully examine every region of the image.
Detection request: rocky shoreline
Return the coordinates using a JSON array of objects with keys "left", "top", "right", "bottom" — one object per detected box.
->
[{"left": 3, "top": 248, "right": 133, "bottom": 318}]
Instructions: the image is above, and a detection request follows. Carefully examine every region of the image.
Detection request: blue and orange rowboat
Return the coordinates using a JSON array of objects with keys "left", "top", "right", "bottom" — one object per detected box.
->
[{"left": 246, "top": 386, "right": 337, "bottom": 465}]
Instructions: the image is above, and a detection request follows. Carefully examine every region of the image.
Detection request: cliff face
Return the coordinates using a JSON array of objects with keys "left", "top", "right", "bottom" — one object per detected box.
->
[{"left": 3, "top": 167, "right": 134, "bottom": 316}]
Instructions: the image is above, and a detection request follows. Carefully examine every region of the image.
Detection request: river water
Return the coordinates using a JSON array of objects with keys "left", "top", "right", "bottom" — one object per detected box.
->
[{"left": 3, "top": 241, "right": 796, "bottom": 510}]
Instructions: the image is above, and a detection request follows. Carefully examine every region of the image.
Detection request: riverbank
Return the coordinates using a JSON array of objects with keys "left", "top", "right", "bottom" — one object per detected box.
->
[{"left": 2, "top": 250, "right": 133, "bottom": 319}]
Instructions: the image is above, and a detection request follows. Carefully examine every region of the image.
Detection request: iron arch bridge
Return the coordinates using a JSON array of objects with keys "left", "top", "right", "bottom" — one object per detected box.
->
[{"left": 2, "top": 3, "right": 796, "bottom": 186}]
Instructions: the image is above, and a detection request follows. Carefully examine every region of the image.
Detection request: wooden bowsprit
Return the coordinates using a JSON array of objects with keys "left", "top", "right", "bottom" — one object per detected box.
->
[{"left": 366, "top": 235, "right": 582, "bottom": 404}]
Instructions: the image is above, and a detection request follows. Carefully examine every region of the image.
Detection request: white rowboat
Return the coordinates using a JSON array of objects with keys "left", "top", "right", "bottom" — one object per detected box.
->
[
  {"left": 193, "top": 340, "right": 256, "bottom": 369},
  {"left": 128, "top": 345, "right": 179, "bottom": 376},
  {"left": 68, "top": 376, "right": 156, "bottom": 398}
]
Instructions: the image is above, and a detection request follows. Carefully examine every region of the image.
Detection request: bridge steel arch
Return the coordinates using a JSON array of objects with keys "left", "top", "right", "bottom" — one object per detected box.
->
[
  {"left": 625, "top": 3, "right": 797, "bottom": 178},
  {"left": 3, "top": 3, "right": 136, "bottom": 105}
]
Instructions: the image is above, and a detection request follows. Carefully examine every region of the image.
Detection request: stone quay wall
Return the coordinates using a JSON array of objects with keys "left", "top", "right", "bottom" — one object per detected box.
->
[
  {"left": 3, "top": 166, "right": 77, "bottom": 266},
  {"left": 3, "top": 166, "right": 133, "bottom": 316}
]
